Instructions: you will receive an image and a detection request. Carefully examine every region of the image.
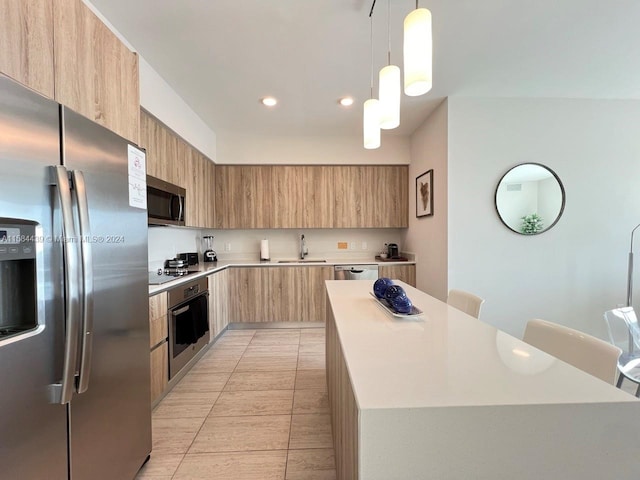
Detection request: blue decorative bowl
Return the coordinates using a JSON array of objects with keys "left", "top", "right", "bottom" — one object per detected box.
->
[
  {"left": 373, "top": 277, "right": 394, "bottom": 299},
  {"left": 392, "top": 295, "right": 413, "bottom": 314},
  {"left": 384, "top": 284, "right": 406, "bottom": 303}
]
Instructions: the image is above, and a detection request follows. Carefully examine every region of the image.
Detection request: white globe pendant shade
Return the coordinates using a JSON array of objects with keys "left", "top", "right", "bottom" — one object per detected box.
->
[
  {"left": 378, "top": 65, "right": 401, "bottom": 129},
  {"left": 363, "top": 99, "right": 381, "bottom": 149},
  {"left": 404, "top": 8, "right": 432, "bottom": 96}
]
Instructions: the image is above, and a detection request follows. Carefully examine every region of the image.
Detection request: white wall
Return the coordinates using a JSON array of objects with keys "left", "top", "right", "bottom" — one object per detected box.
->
[
  {"left": 447, "top": 97, "right": 640, "bottom": 339},
  {"left": 401, "top": 99, "right": 449, "bottom": 300},
  {"left": 148, "top": 227, "right": 404, "bottom": 271},
  {"left": 139, "top": 59, "right": 217, "bottom": 160},
  {"left": 84, "top": 0, "right": 217, "bottom": 160},
  {"left": 216, "top": 130, "right": 410, "bottom": 165}
]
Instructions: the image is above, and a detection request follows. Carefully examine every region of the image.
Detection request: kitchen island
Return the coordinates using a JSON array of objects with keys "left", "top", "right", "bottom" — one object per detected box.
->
[{"left": 325, "top": 280, "right": 640, "bottom": 480}]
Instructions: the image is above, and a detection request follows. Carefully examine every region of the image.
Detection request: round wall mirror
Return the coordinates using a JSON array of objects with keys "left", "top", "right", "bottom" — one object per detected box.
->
[{"left": 495, "top": 163, "right": 565, "bottom": 235}]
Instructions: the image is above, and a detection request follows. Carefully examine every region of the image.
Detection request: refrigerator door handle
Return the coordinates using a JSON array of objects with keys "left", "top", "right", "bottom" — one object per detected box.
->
[
  {"left": 72, "top": 170, "right": 94, "bottom": 394},
  {"left": 52, "top": 165, "right": 81, "bottom": 404}
]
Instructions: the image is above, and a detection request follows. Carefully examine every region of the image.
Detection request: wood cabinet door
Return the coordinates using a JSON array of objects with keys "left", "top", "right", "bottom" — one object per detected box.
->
[
  {"left": 149, "top": 292, "right": 168, "bottom": 348},
  {"left": 379, "top": 264, "right": 416, "bottom": 287},
  {"left": 297, "top": 266, "right": 333, "bottom": 322},
  {"left": 53, "top": 0, "right": 139, "bottom": 143},
  {"left": 333, "top": 166, "right": 365, "bottom": 228},
  {"left": 302, "top": 166, "right": 335, "bottom": 229},
  {"left": 228, "top": 267, "right": 271, "bottom": 322},
  {"left": 140, "top": 110, "right": 165, "bottom": 180},
  {"left": 150, "top": 342, "right": 168, "bottom": 404},
  {"left": 362, "top": 166, "right": 408, "bottom": 228},
  {"left": 215, "top": 166, "right": 274, "bottom": 229},
  {"left": 228, "top": 266, "right": 332, "bottom": 323},
  {"left": 0, "top": 0, "right": 55, "bottom": 98},
  {"left": 208, "top": 269, "right": 229, "bottom": 339},
  {"left": 207, "top": 160, "right": 216, "bottom": 228},
  {"left": 273, "top": 166, "right": 304, "bottom": 228}
]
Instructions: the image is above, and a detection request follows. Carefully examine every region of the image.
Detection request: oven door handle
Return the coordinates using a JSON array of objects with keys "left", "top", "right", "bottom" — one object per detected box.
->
[{"left": 172, "top": 305, "right": 190, "bottom": 316}]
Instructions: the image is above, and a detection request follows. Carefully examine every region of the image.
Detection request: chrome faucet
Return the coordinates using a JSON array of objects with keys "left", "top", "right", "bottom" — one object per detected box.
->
[{"left": 300, "top": 234, "right": 308, "bottom": 260}]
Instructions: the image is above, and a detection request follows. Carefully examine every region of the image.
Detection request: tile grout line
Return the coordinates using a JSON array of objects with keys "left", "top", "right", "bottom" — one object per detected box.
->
[
  {"left": 168, "top": 330, "right": 256, "bottom": 478},
  {"left": 148, "top": 328, "right": 334, "bottom": 479}
]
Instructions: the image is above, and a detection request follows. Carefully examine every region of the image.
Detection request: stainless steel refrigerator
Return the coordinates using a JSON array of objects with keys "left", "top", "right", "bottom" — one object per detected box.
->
[{"left": 0, "top": 75, "right": 151, "bottom": 479}]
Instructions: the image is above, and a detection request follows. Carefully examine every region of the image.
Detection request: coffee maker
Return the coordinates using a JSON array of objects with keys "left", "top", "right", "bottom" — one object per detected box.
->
[
  {"left": 387, "top": 243, "right": 400, "bottom": 259},
  {"left": 202, "top": 235, "right": 217, "bottom": 263}
]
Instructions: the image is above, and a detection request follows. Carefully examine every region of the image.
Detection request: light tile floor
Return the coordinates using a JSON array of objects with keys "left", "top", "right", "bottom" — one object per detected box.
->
[{"left": 136, "top": 328, "right": 336, "bottom": 480}]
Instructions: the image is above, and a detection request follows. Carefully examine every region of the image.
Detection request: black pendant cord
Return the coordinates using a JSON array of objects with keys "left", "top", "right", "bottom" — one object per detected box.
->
[
  {"left": 369, "top": 14, "right": 374, "bottom": 98},
  {"left": 369, "top": 0, "right": 376, "bottom": 17}
]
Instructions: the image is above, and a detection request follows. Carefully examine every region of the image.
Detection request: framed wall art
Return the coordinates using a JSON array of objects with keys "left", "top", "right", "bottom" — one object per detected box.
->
[{"left": 416, "top": 169, "right": 433, "bottom": 218}]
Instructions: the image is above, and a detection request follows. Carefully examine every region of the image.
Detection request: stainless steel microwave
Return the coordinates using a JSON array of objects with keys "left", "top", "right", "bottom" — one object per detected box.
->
[{"left": 147, "top": 175, "right": 186, "bottom": 226}]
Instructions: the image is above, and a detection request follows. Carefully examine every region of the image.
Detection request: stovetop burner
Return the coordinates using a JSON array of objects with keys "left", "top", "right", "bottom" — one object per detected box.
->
[{"left": 149, "top": 268, "right": 199, "bottom": 285}]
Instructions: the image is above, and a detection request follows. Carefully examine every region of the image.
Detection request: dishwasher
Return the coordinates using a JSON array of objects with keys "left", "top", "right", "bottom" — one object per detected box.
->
[{"left": 334, "top": 264, "right": 379, "bottom": 280}]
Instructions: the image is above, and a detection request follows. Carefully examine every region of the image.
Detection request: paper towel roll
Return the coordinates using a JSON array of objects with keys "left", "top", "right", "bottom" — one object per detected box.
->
[{"left": 260, "top": 239, "right": 270, "bottom": 261}]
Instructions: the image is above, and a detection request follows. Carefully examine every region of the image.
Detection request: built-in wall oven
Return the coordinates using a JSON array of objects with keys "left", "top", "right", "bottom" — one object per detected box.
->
[{"left": 167, "top": 277, "right": 209, "bottom": 378}]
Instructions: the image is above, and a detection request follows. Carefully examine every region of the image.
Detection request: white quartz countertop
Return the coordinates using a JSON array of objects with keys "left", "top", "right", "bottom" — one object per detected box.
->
[
  {"left": 148, "top": 258, "right": 415, "bottom": 295},
  {"left": 325, "top": 280, "right": 636, "bottom": 410}
]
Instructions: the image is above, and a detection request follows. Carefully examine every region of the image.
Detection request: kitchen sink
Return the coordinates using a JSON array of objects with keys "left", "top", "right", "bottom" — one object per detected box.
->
[{"left": 277, "top": 259, "right": 327, "bottom": 263}]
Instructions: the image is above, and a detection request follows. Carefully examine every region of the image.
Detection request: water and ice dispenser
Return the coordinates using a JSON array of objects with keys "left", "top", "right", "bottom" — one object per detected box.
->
[{"left": 0, "top": 219, "right": 38, "bottom": 340}]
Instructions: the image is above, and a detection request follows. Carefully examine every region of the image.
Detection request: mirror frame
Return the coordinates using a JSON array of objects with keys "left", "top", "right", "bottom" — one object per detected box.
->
[{"left": 494, "top": 162, "right": 566, "bottom": 235}]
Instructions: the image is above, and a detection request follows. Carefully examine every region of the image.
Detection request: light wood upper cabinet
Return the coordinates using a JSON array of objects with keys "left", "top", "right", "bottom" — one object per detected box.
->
[
  {"left": 228, "top": 266, "right": 333, "bottom": 323},
  {"left": 333, "top": 166, "right": 364, "bottom": 228},
  {"left": 216, "top": 165, "right": 408, "bottom": 229},
  {"left": 53, "top": 0, "right": 139, "bottom": 143},
  {"left": 272, "top": 166, "right": 334, "bottom": 229},
  {"left": 140, "top": 109, "right": 215, "bottom": 228},
  {"left": 206, "top": 157, "right": 216, "bottom": 228},
  {"left": 0, "top": 0, "right": 55, "bottom": 98},
  {"left": 215, "top": 165, "right": 274, "bottom": 229},
  {"left": 362, "top": 166, "right": 408, "bottom": 228},
  {"left": 378, "top": 264, "right": 416, "bottom": 287}
]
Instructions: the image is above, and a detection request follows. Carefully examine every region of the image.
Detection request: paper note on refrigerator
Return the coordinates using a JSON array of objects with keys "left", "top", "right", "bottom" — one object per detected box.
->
[{"left": 128, "top": 145, "right": 147, "bottom": 209}]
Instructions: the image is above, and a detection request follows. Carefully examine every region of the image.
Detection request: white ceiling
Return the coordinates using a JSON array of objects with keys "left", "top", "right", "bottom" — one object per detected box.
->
[{"left": 89, "top": 0, "right": 640, "bottom": 138}]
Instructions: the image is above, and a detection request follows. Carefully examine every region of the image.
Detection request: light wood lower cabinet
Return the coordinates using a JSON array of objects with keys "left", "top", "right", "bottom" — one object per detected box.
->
[
  {"left": 149, "top": 292, "right": 168, "bottom": 404},
  {"left": 208, "top": 269, "right": 229, "bottom": 340},
  {"left": 150, "top": 342, "right": 168, "bottom": 404},
  {"left": 229, "top": 266, "right": 333, "bottom": 323},
  {"left": 378, "top": 264, "right": 416, "bottom": 287},
  {"left": 149, "top": 291, "right": 168, "bottom": 348}
]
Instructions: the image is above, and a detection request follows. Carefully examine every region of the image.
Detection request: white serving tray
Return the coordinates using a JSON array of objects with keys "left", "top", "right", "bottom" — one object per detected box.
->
[{"left": 369, "top": 292, "right": 424, "bottom": 319}]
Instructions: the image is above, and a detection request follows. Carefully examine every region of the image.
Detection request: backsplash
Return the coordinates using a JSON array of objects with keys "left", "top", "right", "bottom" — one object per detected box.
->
[{"left": 148, "top": 227, "right": 405, "bottom": 270}]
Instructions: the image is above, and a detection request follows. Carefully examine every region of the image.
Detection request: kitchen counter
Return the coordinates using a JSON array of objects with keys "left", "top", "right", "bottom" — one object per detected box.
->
[
  {"left": 148, "top": 258, "right": 415, "bottom": 296},
  {"left": 325, "top": 280, "right": 640, "bottom": 480}
]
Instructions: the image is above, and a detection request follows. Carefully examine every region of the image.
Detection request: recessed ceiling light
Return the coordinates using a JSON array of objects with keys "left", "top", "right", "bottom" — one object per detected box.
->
[
  {"left": 261, "top": 97, "right": 277, "bottom": 107},
  {"left": 339, "top": 97, "right": 354, "bottom": 107}
]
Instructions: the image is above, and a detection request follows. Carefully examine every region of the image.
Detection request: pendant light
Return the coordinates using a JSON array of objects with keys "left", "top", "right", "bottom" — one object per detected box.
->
[
  {"left": 363, "top": 13, "right": 381, "bottom": 149},
  {"left": 378, "top": 0, "right": 400, "bottom": 129},
  {"left": 403, "top": 1, "right": 432, "bottom": 96}
]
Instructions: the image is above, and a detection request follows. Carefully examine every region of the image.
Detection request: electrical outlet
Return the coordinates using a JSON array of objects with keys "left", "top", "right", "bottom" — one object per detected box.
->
[
  {"left": 225, "top": 242, "right": 231, "bottom": 251},
  {"left": 350, "top": 242, "right": 356, "bottom": 250},
  {"left": 337, "top": 242, "right": 348, "bottom": 250},
  {"left": 362, "top": 242, "right": 367, "bottom": 250}
]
